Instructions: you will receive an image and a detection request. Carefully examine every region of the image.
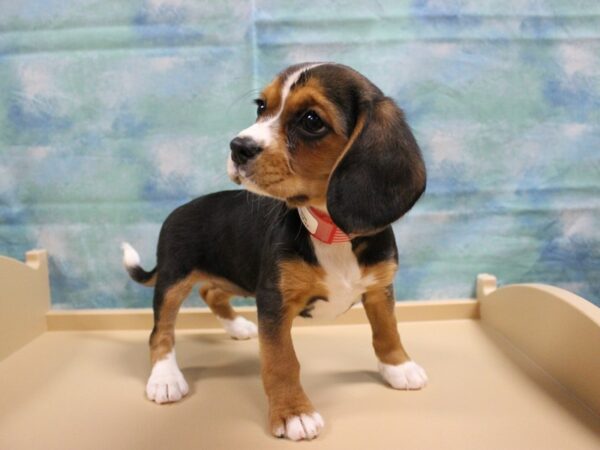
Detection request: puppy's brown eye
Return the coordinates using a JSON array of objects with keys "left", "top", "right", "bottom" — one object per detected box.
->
[
  {"left": 300, "top": 110, "right": 326, "bottom": 136},
  {"left": 254, "top": 99, "right": 266, "bottom": 117}
]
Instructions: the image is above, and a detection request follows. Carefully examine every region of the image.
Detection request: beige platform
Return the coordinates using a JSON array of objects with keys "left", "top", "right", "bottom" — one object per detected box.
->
[{"left": 1, "top": 251, "right": 599, "bottom": 450}]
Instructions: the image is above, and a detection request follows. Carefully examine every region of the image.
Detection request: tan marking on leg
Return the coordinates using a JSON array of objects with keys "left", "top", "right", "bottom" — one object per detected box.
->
[
  {"left": 279, "top": 259, "right": 328, "bottom": 309},
  {"left": 143, "top": 272, "right": 157, "bottom": 287},
  {"left": 362, "top": 260, "right": 398, "bottom": 290},
  {"left": 150, "top": 273, "right": 200, "bottom": 364},
  {"left": 259, "top": 312, "right": 316, "bottom": 436},
  {"left": 199, "top": 282, "right": 236, "bottom": 320},
  {"left": 362, "top": 284, "right": 410, "bottom": 365},
  {"left": 198, "top": 273, "right": 251, "bottom": 297},
  {"left": 256, "top": 260, "right": 328, "bottom": 436}
]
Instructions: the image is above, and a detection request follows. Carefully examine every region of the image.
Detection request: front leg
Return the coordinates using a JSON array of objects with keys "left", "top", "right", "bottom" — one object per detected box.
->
[
  {"left": 362, "top": 285, "right": 428, "bottom": 390},
  {"left": 257, "top": 293, "right": 324, "bottom": 441}
]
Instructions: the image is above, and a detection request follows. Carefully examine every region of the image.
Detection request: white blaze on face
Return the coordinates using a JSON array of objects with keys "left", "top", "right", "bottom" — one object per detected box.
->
[{"left": 236, "top": 63, "right": 324, "bottom": 149}]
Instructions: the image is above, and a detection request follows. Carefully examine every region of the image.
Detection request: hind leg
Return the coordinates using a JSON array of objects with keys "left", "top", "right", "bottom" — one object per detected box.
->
[
  {"left": 200, "top": 282, "right": 258, "bottom": 340},
  {"left": 146, "top": 273, "right": 195, "bottom": 404}
]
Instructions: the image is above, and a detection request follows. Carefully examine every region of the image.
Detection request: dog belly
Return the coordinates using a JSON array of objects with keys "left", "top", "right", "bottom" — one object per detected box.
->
[{"left": 308, "top": 290, "right": 362, "bottom": 320}]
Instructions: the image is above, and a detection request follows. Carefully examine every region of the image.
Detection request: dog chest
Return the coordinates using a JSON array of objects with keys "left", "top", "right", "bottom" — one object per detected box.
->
[{"left": 307, "top": 238, "right": 373, "bottom": 320}]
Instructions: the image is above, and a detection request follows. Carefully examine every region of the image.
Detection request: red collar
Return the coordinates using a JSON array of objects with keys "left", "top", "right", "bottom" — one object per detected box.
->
[{"left": 298, "top": 207, "right": 350, "bottom": 244}]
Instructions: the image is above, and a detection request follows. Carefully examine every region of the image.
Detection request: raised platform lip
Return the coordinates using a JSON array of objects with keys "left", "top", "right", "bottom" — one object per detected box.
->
[
  {"left": 504, "top": 283, "right": 600, "bottom": 326},
  {"left": 45, "top": 299, "right": 480, "bottom": 331},
  {"left": 478, "top": 275, "right": 600, "bottom": 416},
  {"left": 477, "top": 273, "right": 600, "bottom": 328}
]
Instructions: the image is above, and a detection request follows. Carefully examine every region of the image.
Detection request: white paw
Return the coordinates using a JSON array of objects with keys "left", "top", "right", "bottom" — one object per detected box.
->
[
  {"left": 219, "top": 316, "right": 258, "bottom": 340},
  {"left": 273, "top": 412, "right": 324, "bottom": 441},
  {"left": 146, "top": 351, "right": 189, "bottom": 404},
  {"left": 378, "top": 360, "right": 428, "bottom": 390}
]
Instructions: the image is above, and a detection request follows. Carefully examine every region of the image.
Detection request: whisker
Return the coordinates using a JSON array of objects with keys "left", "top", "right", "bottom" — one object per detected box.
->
[{"left": 225, "top": 88, "right": 262, "bottom": 115}]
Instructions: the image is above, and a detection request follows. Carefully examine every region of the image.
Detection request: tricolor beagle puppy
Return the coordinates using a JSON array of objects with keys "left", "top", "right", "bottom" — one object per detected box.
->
[{"left": 123, "top": 62, "right": 427, "bottom": 441}]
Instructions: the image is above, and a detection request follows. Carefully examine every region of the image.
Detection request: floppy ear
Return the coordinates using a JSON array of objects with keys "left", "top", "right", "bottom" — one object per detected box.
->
[{"left": 326, "top": 98, "right": 426, "bottom": 235}]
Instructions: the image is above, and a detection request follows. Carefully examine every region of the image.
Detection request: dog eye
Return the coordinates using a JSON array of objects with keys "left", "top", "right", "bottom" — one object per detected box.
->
[
  {"left": 300, "top": 110, "right": 326, "bottom": 136},
  {"left": 254, "top": 99, "right": 266, "bottom": 117}
]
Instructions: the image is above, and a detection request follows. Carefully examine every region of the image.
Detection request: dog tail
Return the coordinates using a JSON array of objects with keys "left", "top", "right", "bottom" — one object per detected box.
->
[{"left": 121, "top": 242, "right": 157, "bottom": 287}]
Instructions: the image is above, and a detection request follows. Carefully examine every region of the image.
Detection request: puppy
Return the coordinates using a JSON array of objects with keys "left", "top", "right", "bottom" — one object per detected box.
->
[{"left": 123, "top": 62, "right": 427, "bottom": 441}]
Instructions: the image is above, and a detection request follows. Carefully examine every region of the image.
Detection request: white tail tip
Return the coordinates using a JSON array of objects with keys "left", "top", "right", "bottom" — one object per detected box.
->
[{"left": 121, "top": 242, "right": 141, "bottom": 268}]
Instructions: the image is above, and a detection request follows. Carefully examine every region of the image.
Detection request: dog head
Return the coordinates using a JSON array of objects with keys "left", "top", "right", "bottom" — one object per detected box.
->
[{"left": 228, "top": 62, "right": 426, "bottom": 236}]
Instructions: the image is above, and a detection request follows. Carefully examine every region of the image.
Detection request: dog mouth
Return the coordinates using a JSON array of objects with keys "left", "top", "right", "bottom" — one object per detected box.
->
[
  {"left": 227, "top": 156, "right": 274, "bottom": 197},
  {"left": 227, "top": 154, "right": 303, "bottom": 203},
  {"left": 232, "top": 168, "right": 297, "bottom": 203},
  {"left": 228, "top": 161, "right": 257, "bottom": 188},
  {"left": 227, "top": 155, "right": 243, "bottom": 185}
]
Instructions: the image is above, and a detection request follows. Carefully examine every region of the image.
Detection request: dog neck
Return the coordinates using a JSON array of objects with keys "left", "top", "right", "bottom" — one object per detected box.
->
[{"left": 298, "top": 206, "right": 351, "bottom": 244}]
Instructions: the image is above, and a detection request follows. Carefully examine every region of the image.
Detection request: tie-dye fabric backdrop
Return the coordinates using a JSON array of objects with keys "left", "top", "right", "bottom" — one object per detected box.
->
[{"left": 1, "top": 1, "right": 599, "bottom": 309}]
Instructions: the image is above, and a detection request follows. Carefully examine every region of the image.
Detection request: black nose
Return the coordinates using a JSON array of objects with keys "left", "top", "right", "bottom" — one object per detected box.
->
[{"left": 230, "top": 136, "right": 262, "bottom": 165}]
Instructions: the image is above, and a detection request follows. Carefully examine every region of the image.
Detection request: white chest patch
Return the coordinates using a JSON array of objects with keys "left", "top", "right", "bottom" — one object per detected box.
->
[{"left": 308, "top": 237, "right": 375, "bottom": 320}]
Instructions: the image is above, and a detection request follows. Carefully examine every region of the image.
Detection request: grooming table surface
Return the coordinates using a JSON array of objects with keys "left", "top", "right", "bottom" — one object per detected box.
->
[{"left": 1, "top": 320, "right": 599, "bottom": 450}]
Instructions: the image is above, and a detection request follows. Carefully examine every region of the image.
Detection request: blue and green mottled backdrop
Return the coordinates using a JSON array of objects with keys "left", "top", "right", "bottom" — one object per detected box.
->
[{"left": 1, "top": 1, "right": 599, "bottom": 309}]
